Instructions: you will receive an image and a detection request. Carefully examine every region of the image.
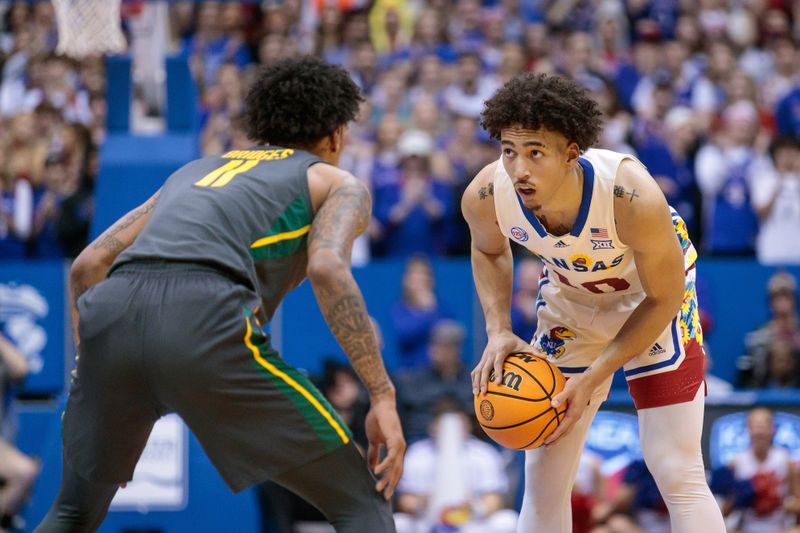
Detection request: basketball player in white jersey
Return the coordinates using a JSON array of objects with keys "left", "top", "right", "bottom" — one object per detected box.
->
[{"left": 463, "top": 73, "right": 726, "bottom": 532}]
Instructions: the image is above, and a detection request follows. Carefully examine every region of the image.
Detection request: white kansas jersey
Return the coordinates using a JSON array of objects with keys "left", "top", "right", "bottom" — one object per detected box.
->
[
  {"left": 492, "top": 148, "right": 704, "bottom": 407},
  {"left": 495, "top": 148, "right": 656, "bottom": 297}
]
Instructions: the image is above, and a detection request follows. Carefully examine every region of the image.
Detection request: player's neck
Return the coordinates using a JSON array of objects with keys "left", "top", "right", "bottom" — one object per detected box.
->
[
  {"left": 270, "top": 139, "right": 339, "bottom": 166},
  {"left": 532, "top": 164, "right": 584, "bottom": 236},
  {"left": 753, "top": 446, "right": 770, "bottom": 461}
]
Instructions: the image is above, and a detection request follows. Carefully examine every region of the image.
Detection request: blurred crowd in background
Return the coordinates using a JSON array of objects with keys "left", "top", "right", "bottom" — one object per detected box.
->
[
  {"left": 0, "top": 0, "right": 799, "bottom": 263},
  {"left": 1, "top": 0, "right": 800, "bottom": 531},
  {"left": 0, "top": 1, "right": 100, "bottom": 260}
]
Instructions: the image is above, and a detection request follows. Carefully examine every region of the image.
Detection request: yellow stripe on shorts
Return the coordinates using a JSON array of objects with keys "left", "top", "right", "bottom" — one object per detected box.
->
[{"left": 243, "top": 318, "right": 350, "bottom": 445}]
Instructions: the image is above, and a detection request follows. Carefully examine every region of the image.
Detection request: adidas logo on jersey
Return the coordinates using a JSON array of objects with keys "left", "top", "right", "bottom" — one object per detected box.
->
[
  {"left": 648, "top": 343, "right": 666, "bottom": 356},
  {"left": 554, "top": 240, "right": 569, "bottom": 248}
]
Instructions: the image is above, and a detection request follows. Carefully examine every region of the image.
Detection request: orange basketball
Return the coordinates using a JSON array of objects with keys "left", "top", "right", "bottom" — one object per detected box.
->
[{"left": 474, "top": 353, "right": 567, "bottom": 450}]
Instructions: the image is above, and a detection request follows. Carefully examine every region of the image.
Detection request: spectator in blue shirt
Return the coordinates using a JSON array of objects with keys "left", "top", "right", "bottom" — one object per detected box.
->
[
  {"left": 695, "top": 100, "right": 761, "bottom": 256},
  {"left": 182, "top": 2, "right": 251, "bottom": 89},
  {"left": 390, "top": 254, "right": 449, "bottom": 369},
  {"left": 510, "top": 257, "right": 542, "bottom": 344},
  {"left": 395, "top": 320, "right": 472, "bottom": 441},
  {"left": 29, "top": 155, "right": 65, "bottom": 258},
  {"left": 775, "top": 86, "right": 800, "bottom": 138},
  {"left": 637, "top": 106, "right": 702, "bottom": 240},
  {"left": 372, "top": 129, "right": 452, "bottom": 257}
]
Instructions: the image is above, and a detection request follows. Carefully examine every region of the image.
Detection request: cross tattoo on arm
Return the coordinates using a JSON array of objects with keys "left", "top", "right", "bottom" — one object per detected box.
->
[{"left": 614, "top": 185, "right": 639, "bottom": 202}]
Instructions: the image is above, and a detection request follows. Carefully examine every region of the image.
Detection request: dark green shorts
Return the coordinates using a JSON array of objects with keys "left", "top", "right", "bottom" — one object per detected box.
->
[{"left": 63, "top": 261, "right": 351, "bottom": 492}]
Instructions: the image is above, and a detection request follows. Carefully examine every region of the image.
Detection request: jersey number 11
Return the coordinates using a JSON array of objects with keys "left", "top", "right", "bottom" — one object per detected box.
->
[{"left": 194, "top": 160, "right": 259, "bottom": 188}]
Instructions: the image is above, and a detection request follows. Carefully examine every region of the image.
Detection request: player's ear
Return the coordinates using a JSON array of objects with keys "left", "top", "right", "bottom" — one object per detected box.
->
[
  {"left": 565, "top": 141, "right": 581, "bottom": 167},
  {"left": 328, "top": 124, "right": 347, "bottom": 154}
]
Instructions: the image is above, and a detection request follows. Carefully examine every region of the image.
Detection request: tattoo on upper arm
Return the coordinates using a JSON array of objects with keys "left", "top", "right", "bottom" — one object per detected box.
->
[
  {"left": 308, "top": 182, "right": 370, "bottom": 259},
  {"left": 614, "top": 185, "right": 638, "bottom": 202},
  {"left": 91, "top": 191, "right": 161, "bottom": 253},
  {"left": 478, "top": 183, "right": 494, "bottom": 200}
]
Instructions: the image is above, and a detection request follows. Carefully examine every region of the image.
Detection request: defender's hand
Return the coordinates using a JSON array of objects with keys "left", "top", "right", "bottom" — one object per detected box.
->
[
  {"left": 472, "top": 331, "right": 535, "bottom": 395},
  {"left": 544, "top": 373, "right": 593, "bottom": 446},
  {"left": 365, "top": 397, "right": 406, "bottom": 501}
]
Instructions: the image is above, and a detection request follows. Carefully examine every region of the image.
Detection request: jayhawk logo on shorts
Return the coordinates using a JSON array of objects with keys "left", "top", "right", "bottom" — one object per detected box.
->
[{"left": 536, "top": 326, "right": 576, "bottom": 359}]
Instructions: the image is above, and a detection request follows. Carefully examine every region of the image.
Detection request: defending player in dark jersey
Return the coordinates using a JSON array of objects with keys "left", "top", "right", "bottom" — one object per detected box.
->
[{"left": 36, "top": 57, "right": 404, "bottom": 533}]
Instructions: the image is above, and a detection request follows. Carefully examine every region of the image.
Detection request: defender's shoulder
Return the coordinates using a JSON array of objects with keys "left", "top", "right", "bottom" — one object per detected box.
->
[{"left": 308, "top": 163, "right": 365, "bottom": 213}]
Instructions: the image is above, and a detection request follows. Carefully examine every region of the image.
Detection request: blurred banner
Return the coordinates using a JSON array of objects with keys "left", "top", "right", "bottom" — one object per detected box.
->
[
  {"left": 710, "top": 411, "right": 800, "bottom": 469},
  {"left": 0, "top": 261, "right": 66, "bottom": 396},
  {"left": 110, "top": 414, "right": 188, "bottom": 511},
  {"left": 585, "top": 411, "right": 641, "bottom": 477}
]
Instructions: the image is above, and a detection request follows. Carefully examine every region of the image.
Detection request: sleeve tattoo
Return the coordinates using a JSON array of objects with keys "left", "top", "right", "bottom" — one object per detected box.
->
[{"left": 308, "top": 182, "right": 393, "bottom": 397}]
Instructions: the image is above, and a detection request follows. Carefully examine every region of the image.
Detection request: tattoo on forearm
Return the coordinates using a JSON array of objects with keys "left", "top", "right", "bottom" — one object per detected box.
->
[
  {"left": 613, "top": 185, "right": 638, "bottom": 202},
  {"left": 327, "top": 295, "right": 369, "bottom": 335},
  {"left": 69, "top": 278, "right": 89, "bottom": 348},
  {"left": 92, "top": 233, "right": 125, "bottom": 254},
  {"left": 478, "top": 183, "right": 494, "bottom": 200},
  {"left": 323, "top": 294, "right": 393, "bottom": 397},
  {"left": 309, "top": 181, "right": 392, "bottom": 397},
  {"left": 71, "top": 280, "right": 89, "bottom": 306},
  {"left": 92, "top": 191, "right": 161, "bottom": 253}
]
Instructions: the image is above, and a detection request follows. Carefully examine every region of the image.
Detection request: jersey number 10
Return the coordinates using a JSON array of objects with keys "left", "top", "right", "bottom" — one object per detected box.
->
[{"left": 553, "top": 270, "right": 631, "bottom": 294}]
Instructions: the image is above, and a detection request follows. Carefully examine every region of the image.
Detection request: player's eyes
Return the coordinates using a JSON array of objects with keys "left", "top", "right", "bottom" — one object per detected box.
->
[
  {"left": 530, "top": 150, "right": 542, "bottom": 158},
  {"left": 503, "top": 149, "right": 516, "bottom": 157}
]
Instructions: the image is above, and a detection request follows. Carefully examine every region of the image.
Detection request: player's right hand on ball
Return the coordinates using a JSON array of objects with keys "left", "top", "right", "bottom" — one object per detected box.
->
[
  {"left": 472, "top": 330, "right": 536, "bottom": 395},
  {"left": 544, "top": 372, "right": 593, "bottom": 446},
  {"left": 365, "top": 395, "right": 406, "bottom": 501}
]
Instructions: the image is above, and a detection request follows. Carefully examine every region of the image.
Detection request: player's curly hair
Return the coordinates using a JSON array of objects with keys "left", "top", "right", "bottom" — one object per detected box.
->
[
  {"left": 244, "top": 56, "right": 364, "bottom": 147},
  {"left": 480, "top": 73, "right": 604, "bottom": 152}
]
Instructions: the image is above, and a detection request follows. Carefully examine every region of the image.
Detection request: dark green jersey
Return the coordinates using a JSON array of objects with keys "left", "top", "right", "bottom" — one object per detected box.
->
[{"left": 113, "top": 147, "right": 321, "bottom": 319}]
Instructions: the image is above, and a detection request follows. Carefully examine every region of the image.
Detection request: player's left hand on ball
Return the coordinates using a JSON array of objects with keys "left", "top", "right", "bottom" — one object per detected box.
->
[{"left": 543, "top": 374, "right": 593, "bottom": 446}]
